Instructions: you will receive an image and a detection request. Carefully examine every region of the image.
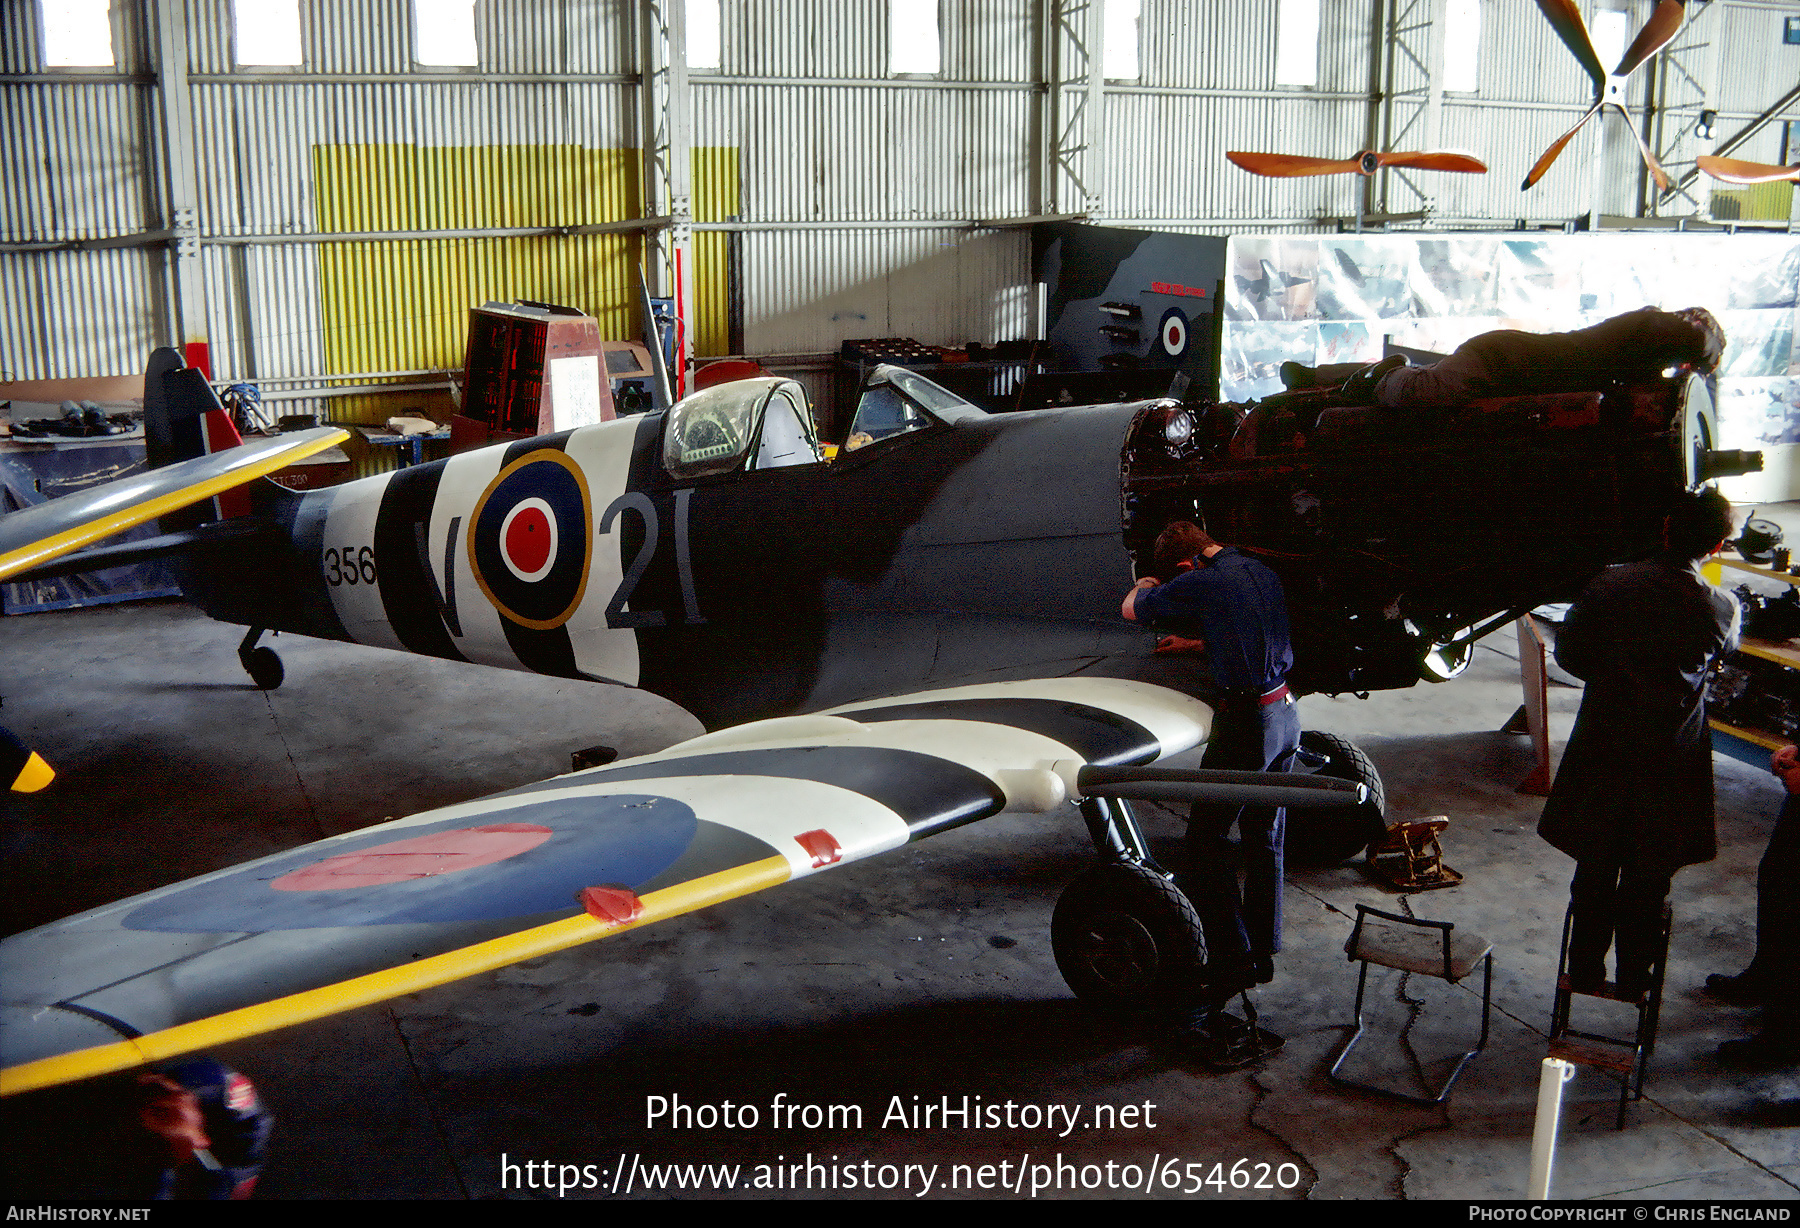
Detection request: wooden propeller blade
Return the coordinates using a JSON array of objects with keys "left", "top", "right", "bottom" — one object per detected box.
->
[
  {"left": 1612, "top": 107, "right": 1673, "bottom": 192},
  {"left": 1226, "top": 151, "right": 1364, "bottom": 178},
  {"left": 1535, "top": 0, "right": 1606, "bottom": 97},
  {"left": 1697, "top": 155, "right": 1800, "bottom": 185},
  {"left": 1615, "top": 0, "right": 1685, "bottom": 77},
  {"left": 1376, "top": 151, "right": 1488, "bottom": 174},
  {"left": 1521, "top": 102, "right": 1601, "bottom": 190}
]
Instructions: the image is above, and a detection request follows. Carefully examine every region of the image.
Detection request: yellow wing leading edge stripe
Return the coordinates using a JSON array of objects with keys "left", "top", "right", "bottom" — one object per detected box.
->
[
  {"left": 0, "top": 853, "right": 792, "bottom": 1097},
  {"left": 0, "top": 428, "right": 350, "bottom": 582}
]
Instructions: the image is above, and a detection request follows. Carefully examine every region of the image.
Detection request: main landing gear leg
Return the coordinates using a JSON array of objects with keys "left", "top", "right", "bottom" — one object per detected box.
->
[
  {"left": 1076, "top": 794, "right": 1165, "bottom": 872},
  {"left": 237, "top": 627, "right": 284, "bottom": 691}
]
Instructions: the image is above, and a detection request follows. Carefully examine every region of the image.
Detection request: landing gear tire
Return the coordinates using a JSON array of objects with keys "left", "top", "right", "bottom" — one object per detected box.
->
[
  {"left": 244, "top": 646, "right": 284, "bottom": 691},
  {"left": 1285, "top": 730, "right": 1387, "bottom": 866},
  {"left": 1051, "top": 863, "right": 1208, "bottom": 1011}
]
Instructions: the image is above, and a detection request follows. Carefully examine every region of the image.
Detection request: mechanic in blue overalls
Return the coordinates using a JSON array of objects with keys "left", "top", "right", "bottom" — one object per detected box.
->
[{"left": 1123, "top": 521, "right": 1299, "bottom": 994}]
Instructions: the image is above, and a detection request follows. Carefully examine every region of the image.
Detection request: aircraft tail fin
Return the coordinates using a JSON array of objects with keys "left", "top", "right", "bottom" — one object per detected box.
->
[{"left": 144, "top": 347, "right": 251, "bottom": 521}]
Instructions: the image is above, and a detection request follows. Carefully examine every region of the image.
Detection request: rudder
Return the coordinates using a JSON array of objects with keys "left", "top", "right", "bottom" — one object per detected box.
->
[{"left": 143, "top": 347, "right": 250, "bottom": 523}]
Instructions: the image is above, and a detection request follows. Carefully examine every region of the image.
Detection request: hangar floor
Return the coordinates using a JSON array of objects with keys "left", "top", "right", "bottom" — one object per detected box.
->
[{"left": 2, "top": 582, "right": 1796, "bottom": 1200}]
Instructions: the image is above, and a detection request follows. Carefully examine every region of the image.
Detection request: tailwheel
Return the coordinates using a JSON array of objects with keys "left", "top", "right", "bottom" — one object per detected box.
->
[
  {"left": 1051, "top": 863, "right": 1207, "bottom": 1011},
  {"left": 244, "top": 647, "right": 284, "bottom": 691},
  {"left": 237, "top": 628, "right": 284, "bottom": 690}
]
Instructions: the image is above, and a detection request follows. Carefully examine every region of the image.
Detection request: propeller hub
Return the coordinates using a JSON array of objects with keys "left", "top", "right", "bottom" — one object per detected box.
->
[{"left": 1358, "top": 151, "right": 1380, "bottom": 175}]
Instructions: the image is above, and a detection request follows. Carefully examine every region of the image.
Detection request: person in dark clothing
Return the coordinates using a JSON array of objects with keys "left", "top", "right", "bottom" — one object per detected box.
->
[
  {"left": 1375, "top": 305, "right": 1724, "bottom": 407},
  {"left": 1709, "top": 745, "right": 1800, "bottom": 1069},
  {"left": 1538, "top": 487, "right": 1739, "bottom": 998},
  {"left": 1286, "top": 306, "right": 1725, "bottom": 406},
  {"left": 1123, "top": 522, "right": 1298, "bottom": 992}
]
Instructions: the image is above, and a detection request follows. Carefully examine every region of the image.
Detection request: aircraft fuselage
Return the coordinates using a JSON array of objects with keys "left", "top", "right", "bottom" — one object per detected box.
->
[
  {"left": 184, "top": 401, "right": 1145, "bottom": 729},
  {"left": 175, "top": 366, "right": 1736, "bottom": 725}
]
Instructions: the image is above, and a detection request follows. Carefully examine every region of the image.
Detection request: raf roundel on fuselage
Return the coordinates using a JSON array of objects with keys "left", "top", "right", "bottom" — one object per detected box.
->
[{"left": 467, "top": 449, "right": 595, "bottom": 630}]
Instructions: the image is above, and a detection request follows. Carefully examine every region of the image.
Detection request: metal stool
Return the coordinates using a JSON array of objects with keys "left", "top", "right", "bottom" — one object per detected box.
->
[
  {"left": 1547, "top": 902, "right": 1670, "bottom": 1129},
  {"left": 1328, "top": 904, "right": 1495, "bottom": 1104}
]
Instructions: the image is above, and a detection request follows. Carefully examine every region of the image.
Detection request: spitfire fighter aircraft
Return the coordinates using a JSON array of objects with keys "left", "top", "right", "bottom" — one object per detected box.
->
[{"left": 0, "top": 334, "right": 1754, "bottom": 1098}]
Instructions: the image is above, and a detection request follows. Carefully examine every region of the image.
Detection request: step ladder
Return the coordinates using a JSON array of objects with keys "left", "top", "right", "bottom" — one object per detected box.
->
[{"left": 1546, "top": 903, "right": 1670, "bottom": 1129}]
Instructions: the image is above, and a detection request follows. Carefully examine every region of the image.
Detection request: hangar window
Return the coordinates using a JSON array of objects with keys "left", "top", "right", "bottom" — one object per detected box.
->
[
  {"left": 1443, "top": 0, "right": 1480, "bottom": 93},
  {"left": 891, "top": 0, "right": 941, "bottom": 75},
  {"left": 687, "top": 0, "right": 721, "bottom": 69},
  {"left": 1104, "top": 0, "right": 1141, "bottom": 80},
  {"left": 414, "top": 0, "right": 478, "bottom": 67},
  {"left": 235, "top": 0, "right": 303, "bottom": 66},
  {"left": 1590, "top": 6, "right": 1628, "bottom": 74},
  {"left": 663, "top": 379, "right": 823, "bottom": 479},
  {"left": 40, "top": 0, "right": 113, "bottom": 67},
  {"left": 1274, "top": 0, "right": 1319, "bottom": 87}
]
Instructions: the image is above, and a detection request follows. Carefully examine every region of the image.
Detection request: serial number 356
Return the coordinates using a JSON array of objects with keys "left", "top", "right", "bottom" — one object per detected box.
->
[{"left": 324, "top": 545, "right": 377, "bottom": 587}]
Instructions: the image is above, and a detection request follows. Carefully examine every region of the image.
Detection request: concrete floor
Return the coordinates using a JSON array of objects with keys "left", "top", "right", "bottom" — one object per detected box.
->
[{"left": 1, "top": 587, "right": 1796, "bottom": 1200}]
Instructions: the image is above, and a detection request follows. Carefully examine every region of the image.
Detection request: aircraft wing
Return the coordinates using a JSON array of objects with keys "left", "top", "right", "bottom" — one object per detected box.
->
[
  {"left": 0, "top": 676, "right": 1363, "bottom": 1097},
  {"left": 0, "top": 426, "right": 347, "bottom": 582}
]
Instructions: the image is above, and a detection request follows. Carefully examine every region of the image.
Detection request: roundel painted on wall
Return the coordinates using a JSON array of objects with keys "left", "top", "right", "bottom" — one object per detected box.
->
[
  {"left": 468, "top": 450, "right": 594, "bottom": 630},
  {"left": 1158, "top": 308, "right": 1189, "bottom": 358}
]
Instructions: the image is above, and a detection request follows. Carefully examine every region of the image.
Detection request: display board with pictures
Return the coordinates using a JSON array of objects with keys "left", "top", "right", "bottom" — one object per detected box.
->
[{"left": 1220, "top": 232, "right": 1799, "bottom": 453}]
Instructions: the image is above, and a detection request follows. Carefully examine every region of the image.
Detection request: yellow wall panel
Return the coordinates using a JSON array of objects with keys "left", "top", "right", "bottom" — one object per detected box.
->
[
  {"left": 312, "top": 144, "right": 739, "bottom": 429},
  {"left": 690, "top": 146, "right": 740, "bottom": 358},
  {"left": 1710, "top": 181, "right": 1795, "bottom": 224}
]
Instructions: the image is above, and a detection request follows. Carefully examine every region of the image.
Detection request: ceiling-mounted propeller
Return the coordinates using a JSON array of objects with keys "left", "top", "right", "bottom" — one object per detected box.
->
[
  {"left": 1226, "top": 149, "right": 1487, "bottom": 233},
  {"left": 1226, "top": 150, "right": 1488, "bottom": 178},
  {"left": 1696, "top": 155, "right": 1800, "bottom": 185},
  {"left": 1523, "top": 0, "right": 1686, "bottom": 192}
]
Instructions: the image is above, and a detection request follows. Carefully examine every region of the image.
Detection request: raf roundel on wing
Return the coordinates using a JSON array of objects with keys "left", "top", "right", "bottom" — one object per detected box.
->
[{"left": 467, "top": 450, "right": 594, "bottom": 630}]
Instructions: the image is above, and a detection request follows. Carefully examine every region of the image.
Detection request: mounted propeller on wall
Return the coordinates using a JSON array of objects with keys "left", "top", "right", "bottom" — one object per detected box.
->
[
  {"left": 1225, "top": 149, "right": 1488, "bottom": 232},
  {"left": 1695, "top": 155, "right": 1800, "bottom": 185},
  {"left": 1522, "top": 0, "right": 1687, "bottom": 192}
]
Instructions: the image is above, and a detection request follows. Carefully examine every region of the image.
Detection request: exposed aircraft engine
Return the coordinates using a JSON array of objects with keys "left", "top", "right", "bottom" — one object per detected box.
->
[{"left": 1123, "top": 368, "right": 1761, "bottom": 695}]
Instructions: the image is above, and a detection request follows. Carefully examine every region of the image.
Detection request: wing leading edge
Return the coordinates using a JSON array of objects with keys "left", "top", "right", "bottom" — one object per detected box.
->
[
  {"left": 0, "top": 426, "right": 348, "bottom": 582},
  {"left": 3, "top": 677, "right": 1216, "bottom": 1096}
]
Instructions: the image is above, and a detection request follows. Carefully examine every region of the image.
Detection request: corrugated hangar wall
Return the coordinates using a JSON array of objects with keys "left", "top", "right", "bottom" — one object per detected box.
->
[{"left": 1, "top": 0, "right": 1795, "bottom": 412}]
